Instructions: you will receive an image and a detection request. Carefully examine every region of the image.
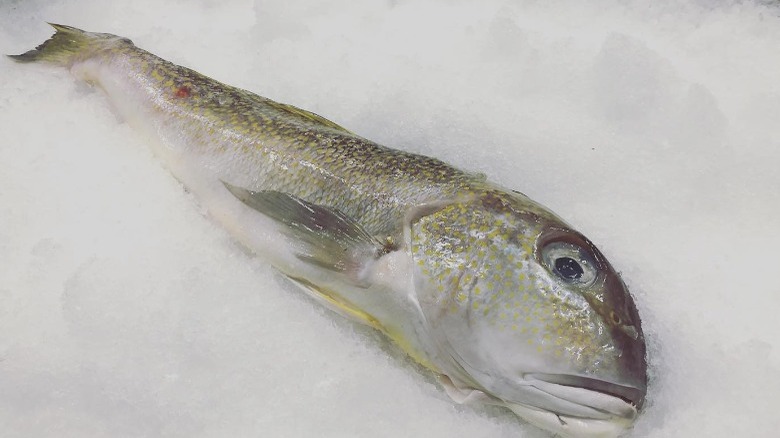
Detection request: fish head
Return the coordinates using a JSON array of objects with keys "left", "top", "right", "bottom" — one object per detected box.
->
[{"left": 409, "top": 189, "right": 647, "bottom": 437}]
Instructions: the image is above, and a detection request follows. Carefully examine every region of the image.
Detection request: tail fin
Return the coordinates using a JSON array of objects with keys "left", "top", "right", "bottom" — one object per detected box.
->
[{"left": 8, "top": 23, "right": 128, "bottom": 66}]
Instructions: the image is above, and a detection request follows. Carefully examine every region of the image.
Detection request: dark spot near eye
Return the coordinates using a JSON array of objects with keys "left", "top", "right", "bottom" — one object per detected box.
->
[{"left": 554, "top": 257, "right": 583, "bottom": 280}]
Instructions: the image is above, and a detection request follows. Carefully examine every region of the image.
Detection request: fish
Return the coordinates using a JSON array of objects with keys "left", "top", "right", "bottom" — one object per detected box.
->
[{"left": 10, "top": 24, "right": 648, "bottom": 437}]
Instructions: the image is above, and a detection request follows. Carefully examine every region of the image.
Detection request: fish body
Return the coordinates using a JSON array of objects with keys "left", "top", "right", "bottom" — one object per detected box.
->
[{"left": 11, "top": 25, "right": 647, "bottom": 437}]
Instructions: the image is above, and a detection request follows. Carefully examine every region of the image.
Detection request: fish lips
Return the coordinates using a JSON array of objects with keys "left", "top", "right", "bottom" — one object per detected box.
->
[{"left": 526, "top": 373, "right": 644, "bottom": 415}]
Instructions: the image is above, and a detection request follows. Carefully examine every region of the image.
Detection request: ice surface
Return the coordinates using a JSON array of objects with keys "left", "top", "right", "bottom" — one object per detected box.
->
[{"left": 1, "top": 0, "right": 779, "bottom": 436}]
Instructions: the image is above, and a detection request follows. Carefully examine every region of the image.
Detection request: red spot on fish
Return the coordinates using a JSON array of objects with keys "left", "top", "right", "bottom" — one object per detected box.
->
[{"left": 175, "top": 86, "right": 191, "bottom": 98}]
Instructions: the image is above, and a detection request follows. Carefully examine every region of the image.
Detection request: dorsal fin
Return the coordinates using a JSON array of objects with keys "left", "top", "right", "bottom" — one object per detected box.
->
[{"left": 264, "top": 99, "right": 353, "bottom": 133}]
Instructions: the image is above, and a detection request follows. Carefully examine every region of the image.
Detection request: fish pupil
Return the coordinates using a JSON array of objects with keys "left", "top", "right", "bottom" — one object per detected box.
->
[{"left": 554, "top": 257, "right": 584, "bottom": 280}]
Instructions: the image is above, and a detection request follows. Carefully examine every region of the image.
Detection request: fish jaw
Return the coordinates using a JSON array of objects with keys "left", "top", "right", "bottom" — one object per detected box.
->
[
  {"left": 507, "top": 401, "right": 636, "bottom": 438},
  {"left": 438, "top": 370, "right": 640, "bottom": 437},
  {"left": 505, "top": 374, "right": 641, "bottom": 437}
]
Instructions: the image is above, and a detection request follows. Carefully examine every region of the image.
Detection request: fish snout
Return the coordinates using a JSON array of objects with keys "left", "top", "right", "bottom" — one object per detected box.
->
[{"left": 601, "top": 271, "right": 648, "bottom": 407}]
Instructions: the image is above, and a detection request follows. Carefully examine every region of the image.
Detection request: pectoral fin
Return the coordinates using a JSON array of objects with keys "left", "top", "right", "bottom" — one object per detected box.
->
[{"left": 223, "top": 182, "right": 387, "bottom": 284}]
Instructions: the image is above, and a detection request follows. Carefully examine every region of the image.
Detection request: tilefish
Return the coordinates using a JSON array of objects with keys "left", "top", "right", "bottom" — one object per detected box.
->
[{"left": 10, "top": 24, "right": 648, "bottom": 437}]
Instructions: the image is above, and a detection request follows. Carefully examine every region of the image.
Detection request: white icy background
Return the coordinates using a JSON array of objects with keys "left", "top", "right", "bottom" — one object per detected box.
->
[{"left": 1, "top": 0, "right": 779, "bottom": 436}]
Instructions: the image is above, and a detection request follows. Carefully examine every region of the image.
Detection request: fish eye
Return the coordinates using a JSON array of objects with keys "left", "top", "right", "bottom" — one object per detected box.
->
[
  {"left": 554, "top": 257, "right": 584, "bottom": 280},
  {"left": 541, "top": 241, "right": 598, "bottom": 286}
]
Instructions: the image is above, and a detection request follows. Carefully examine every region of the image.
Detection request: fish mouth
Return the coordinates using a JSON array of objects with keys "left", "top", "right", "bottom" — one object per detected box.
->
[
  {"left": 500, "top": 374, "right": 644, "bottom": 437},
  {"left": 528, "top": 373, "right": 645, "bottom": 409}
]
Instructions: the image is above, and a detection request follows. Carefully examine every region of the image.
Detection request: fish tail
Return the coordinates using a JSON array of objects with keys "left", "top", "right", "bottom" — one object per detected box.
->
[{"left": 7, "top": 23, "right": 125, "bottom": 66}]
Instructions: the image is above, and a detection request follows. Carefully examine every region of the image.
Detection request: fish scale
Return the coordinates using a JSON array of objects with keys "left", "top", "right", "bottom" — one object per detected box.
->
[{"left": 108, "top": 39, "right": 479, "bottom": 238}]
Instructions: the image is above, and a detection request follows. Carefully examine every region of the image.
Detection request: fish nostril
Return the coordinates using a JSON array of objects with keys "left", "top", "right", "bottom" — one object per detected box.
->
[{"left": 621, "top": 324, "right": 639, "bottom": 340}]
